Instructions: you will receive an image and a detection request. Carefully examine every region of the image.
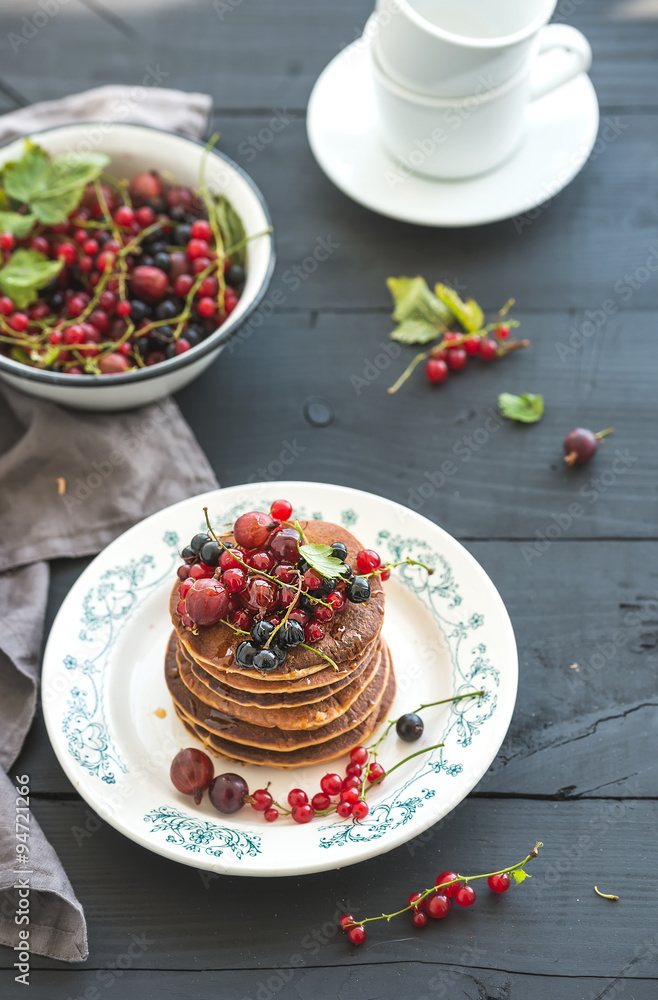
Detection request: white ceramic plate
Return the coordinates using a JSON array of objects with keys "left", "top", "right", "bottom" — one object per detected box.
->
[
  {"left": 307, "top": 38, "right": 599, "bottom": 227},
  {"left": 42, "top": 483, "right": 517, "bottom": 876}
]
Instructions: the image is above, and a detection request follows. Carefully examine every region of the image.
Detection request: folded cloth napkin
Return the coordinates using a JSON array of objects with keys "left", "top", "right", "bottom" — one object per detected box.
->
[{"left": 0, "top": 86, "right": 217, "bottom": 965}]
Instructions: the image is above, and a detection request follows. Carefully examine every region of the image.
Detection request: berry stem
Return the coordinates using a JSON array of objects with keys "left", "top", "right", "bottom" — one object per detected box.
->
[
  {"left": 370, "top": 690, "right": 484, "bottom": 750},
  {"left": 366, "top": 741, "right": 444, "bottom": 787},
  {"left": 594, "top": 885, "right": 619, "bottom": 901},
  {"left": 387, "top": 350, "right": 431, "bottom": 395},
  {"left": 367, "top": 556, "right": 434, "bottom": 578},
  {"left": 594, "top": 427, "right": 615, "bottom": 440},
  {"left": 347, "top": 843, "right": 543, "bottom": 928}
]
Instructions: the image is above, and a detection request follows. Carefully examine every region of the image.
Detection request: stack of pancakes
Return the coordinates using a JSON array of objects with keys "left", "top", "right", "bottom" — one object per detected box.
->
[{"left": 165, "top": 520, "right": 395, "bottom": 767}]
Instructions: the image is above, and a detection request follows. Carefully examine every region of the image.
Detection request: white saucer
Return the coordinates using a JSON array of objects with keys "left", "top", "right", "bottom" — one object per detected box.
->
[{"left": 307, "top": 39, "right": 599, "bottom": 228}]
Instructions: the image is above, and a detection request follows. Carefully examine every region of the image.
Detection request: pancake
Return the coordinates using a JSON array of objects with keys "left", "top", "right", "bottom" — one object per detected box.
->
[
  {"left": 165, "top": 631, "right": 389, "bottom": 750},
  {"left": 186, "top": 636, "right": 375, "bottom": 701},
  {"left": 176, "top": 636, "right": 382, "bottom": 730},
  {"left": 170, "top": 520, "right": 385, "bottom": 678},
  {"left": 174, "top": 664, "right": 396, "bottom": 768}
]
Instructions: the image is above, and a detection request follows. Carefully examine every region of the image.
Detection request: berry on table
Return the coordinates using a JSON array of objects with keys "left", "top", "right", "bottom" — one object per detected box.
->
[
  {"left": 292, "top": 803, "right": 314, "bottom": 824},
  {"left": 463, "top": 336, "right": 481, "bottom": 355},
  {"left": 563, "top": 427, "right": 614, "bottom": 466},
  {"left": 352, "top": 800, "right": 369, "bottom": 820},
  {"left": 351, "top": 746, "right": 369, "bottom": 766},
  {"left": 347, "top": 924, "right": 366, "bottom": 945},
  {"left": 311, "top": 792, "right": 331, "bottom": 812},
  {"left": 336, "top": 801, "right": 353, "bottom": 818},
  {"left": 412, "top": 911, "right": 428, "bottom": 928},
  {"left": 478, "top": 339, "right": 497, "bottom": 361},
  {"left": 446, "top": 347, "right": 467, "bottom": 371},
  {"left": 425, "top": 357, "right": 448, "bottom": 384},
  {"left": 287, "top": 788, "right": 308, "bottom": 807},
  {"left": 426, "top": 894, "right": 450, "bottom": 919},
  {"left": 339, "top": 914, "right": 355, "bottom": 929},
  {"left": 264, "top": 807, "right": 279, "bottom": 822},
  {"left": 367, "top": 762, "right": 385, "bottom": 785},
  {"left": 454, "top": 885, "right": 476, "bottom": 907},
  {"left": 408, "top": 892, "right": 425, "bottom": 911},
  {"left": 435, "top": 871, "right": 459, "bottom": 897},
  {"left": 488, "top": 873, "right": 511, "bottom": 893}
]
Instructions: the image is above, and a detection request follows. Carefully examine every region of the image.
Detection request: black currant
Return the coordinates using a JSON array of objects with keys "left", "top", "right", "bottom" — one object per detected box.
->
[
  {"left": 140, "top": 254, "right": 155, "bottom": 268},
  {"left": 170, "top": 206, "right": 187, "bottom": 223},
  {"left": 153, "top": 325, "right": 175, "bottom": 347},
  {"left": 153, "top": 252, "right": 171, "bottom": 273},
  {"left": 253, "top": 648, "right": 278, "bottom": 672},
  {"left": 396, "top": 712, "right": 424, "bottom": 742},
  {"left": 130, "top": 299, "right": 151, "bottom": 323},
  {"left": 226, "top": 264, "right": 246, "bottom": 289},
  {"left": 190, "top": 532, "right": 211, "bottom": 553},
  {"left": 330, "top": 542, "right": 348, "bottom": 561},
  {"left": 134, "top": 335, "right": 152, "bottom": 356},
  {"left": 270, "top": 642, "right": 288, "bottom": 665},
  {"left": 251, "top": 620, "right": 276, "bottom": 645},
  {"left": 181, "top": 545, "right": 196, "bottom": 563},
  {"left": 200, "top": 540, "right": 222, "bottom": 567},
  {"left": 312, "top": 577, "right": 335, "bottom": 597},
  {"left": 347, "top": 576, "right": 371, "bottom": 603},
  {"left": 156, "top": 299, "right": 180, "bottom": 321},
  {"left": 184, "top": 327, "right": 202, "bottom": 347},
  {"left": 175, "top": 223, "right": 192, "bottom": 244},
  {"left": 279, "top": 620, "right": 304, "bottom": 648},
  {"left": 235, "top": 641, "right": 258, "bottom": 668}
]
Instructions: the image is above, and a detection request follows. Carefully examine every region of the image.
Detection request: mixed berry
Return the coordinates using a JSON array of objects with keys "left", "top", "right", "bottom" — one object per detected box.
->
[
  {"left": 175, "top": 500, "right": 390, "bottom": 673},
  {"left": 0, "top": 140, "right": 248, "bottom": 375}
]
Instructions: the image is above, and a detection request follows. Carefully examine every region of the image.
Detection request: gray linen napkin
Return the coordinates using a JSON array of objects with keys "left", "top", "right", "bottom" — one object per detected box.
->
[{"left": 0, "top": 87, "right": 218, "bottom": 964}]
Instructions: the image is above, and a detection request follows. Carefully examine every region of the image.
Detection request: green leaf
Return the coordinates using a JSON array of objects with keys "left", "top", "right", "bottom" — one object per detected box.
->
[
  {"left": 0, "top": 248, "right": 63, "bottom": 310},
  {"left": 10, "top": 345, "right": 31, "bottom": 365},
  {"left": 0, "top": 190, "right": 11, "bottom": 211},
  {"left": 215, "top": 195, "right": 247, "bottom": 268},
  {"left": 387, "top": 276, "right": 452, "bottom": 328},
  {"left": 498, "top": 392, "right": 544, "bottom": 424},
  {"left": 512, "top": 869, "right": 529, "bottom": 884},
  {"left": 2, "top": 142, "right": 49, "bottom": 202},
  {"left": 390, "top": 318, "right": 441, "bottom": 345},
  {"left": 435, "top": 283, "right": 484, "bottom": 332},
  {"left": 298, "top": 543, "right": 348, "bottom": 580},
  {"left": 0, "top": 211, "right": 36, "bottom": 238},
  {"left": 31, "top": 188, "right": 83, "bottom": 225},
  {"left": 39, "top": 151, "right": 109, "bottom": 199}
]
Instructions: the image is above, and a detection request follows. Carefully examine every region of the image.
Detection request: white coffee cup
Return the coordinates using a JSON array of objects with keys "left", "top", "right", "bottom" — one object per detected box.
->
[
  {"left": 370, "top": 23, "right": 592, "bottom": 180},
  {"left": 373, "top": 0, "right": 563, "bottom": 98}
]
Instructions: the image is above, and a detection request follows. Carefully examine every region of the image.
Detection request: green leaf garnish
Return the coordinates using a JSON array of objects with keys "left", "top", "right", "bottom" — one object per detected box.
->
[
  {"left": 2, "top": 141, "right": 50, "bottom": 202},
  {"left": 435, "top": 283, "right": 484, "bottom": 332},
  {"left": 387, "top": 276, "right": 452, "bottom": 329},
  {"left": 1, "top": 141, "right": 110, "bottom": 225},
  {"left": 0, "top": 249, "right": 63, "bottom": 309},
  {"left": 512, "top": 869, "right": 529, "bottom": 884},
  {"left": 0, "top": 211, "right": 36, "bottom": 238},
  {"left": 298, "top": 543, "right": 347, "bottom": 580},
  {"left": 390, "top": 317, "right": 441, "bottom": 345},
  {"left": 498, "top": 392, "right": 544, "bottom": 424},
  {"left": 215, "top": 194, "right": 247, "bottom": 268}
]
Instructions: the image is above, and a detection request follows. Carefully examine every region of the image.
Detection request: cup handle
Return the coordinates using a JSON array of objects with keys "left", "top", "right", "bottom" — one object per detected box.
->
[{"left": 529, "top": 24, "right": 592, "bottom": 102}]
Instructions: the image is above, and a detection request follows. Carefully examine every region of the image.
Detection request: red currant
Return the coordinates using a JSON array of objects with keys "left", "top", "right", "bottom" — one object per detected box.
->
[
  {"left": 345, "top": 762, "right": 362, "bottom": 778},
  {"left": 0, "top": 232, "right": 14, "bottom": 251},
  {"left": 367, "top": 762, "right": 385, "bottom": 785},
  {"left": 264, "top": 807, "right": 279, "bottom": 822},
  {"left": 488, "top": 873, "right": 511, "bottom": 893},
  {"left": 350, "top": 746, "right": 368, "bottom": 766},
  {"left": 479, "top": 339, "right": 497, "bottom": 361},
  {"left": 219, "top": 548, "right": 244, "bottom": 571},
  {"left": 83, "top": 238, "right": 99, "bottom": 256},
  {"left": 352, "top": 799, "right": 368, "bottom": 820},
  {"left": 425, "top": 357, "right": 448, "bottom": 383},
  {"left": 198, "top": 296, "right": 216, "bottom": 318},
  {"left": 8, "top": 312, "right": 28, "bottom": 332},
  {"left": 303, "top": 568, "right": 323, "bottom": 590},
  {"left": 454, "top": 885, "right": 476, "bottom": 907},
  {"left": 408, "top": 892, "right": 425, "bottom": 912},
  {"left": 186, "top": 238, "right": 210, "bottom": 260},
  {"left": 174, "top": 274, "right": 194, "bottom": 297},
  {"left": 273, "top": 562, "right": 296, "bottom": 584},
  {"left": 347, "top": 924, "right": 366, "bottom": 945},
  {"left": 197, "top": 276, "right": 218, "bottom": 298},
  {"left": 340, "top": 786, "right": 359, "bottom": 805},
  {"left": 291, "top": 803, "right": 313, "bottom": 824},
  {"left": 222, "top": 567, "right": 248, "bottom": 593},
  {"left": 29, "top": 236, "right": 49, "bottom": 255},
  {"left": 313, "top": 605, "right": 333, "bottom": 623},
  {"left": 287, "top": 788, "right": 308, "bottom": 807},
  {"left": 339, "top": 914, "right": 355, "bottom": 929},
  {"left": 446, "top": 347, "right": 467, "bottom": 371},
  {"left": 117, "top": 300, "right": 132, "bottom": 317},
  {"left": 245, "top": 550, "right": 274, "bottom": 573},
  {"left": 311, "top": 792, "right": 331, "bottom": 811},
  {"left": 327, "top": 590, "right": 347, "bottom": 612},
  {"left": 174, "top": 338, "right": 191, "bottom": 355},
  {"left": 341, "top": 776, "right": 361, "bottom": 792},
  {"left": 229, "top": 608, "right": 252, "bottom": 630},
  {"left": 463, "top": 336, "right": 481, "bottom": 355},
  {"left": 336, "top": 801, "right": 353, "bottom": 818},
  {"left": 380, "top": 568, "right": 391, "bottom": 582},
  {"left": 304, "top": 621, "right": 325, "bottom": 643},
  {"left": 356, "top": 549, "right": 381, "bottom": 573},
  {"left": 250, "top": 788, "right": 273, "bottom": 812},
  {"left": 288, "top": 610, "right": 309, "bottom": 628},
  {"left": 0, "top": 296, "right": 14, "bottom": 316},
  {"left": 178, "top": 578, "right": 193, "bottom": 599},
  {"left": 270, "top": 499, "right": 293, "bottom": 521},
  {"left": 426, "top": 893, "right": 451, "bottom": 918},
  {"left": 190, "top": 219, "right": 212, "bottom": 241},
  {"left": 435, "top": 871, "right": 459, "bottom": 897},
  {"left": 320, "top": 773, "right": 342, "bottom": 796},
  {"left": 412, "top": 911, "right": 428, "bottom": 928},
  {"left": 56, "top": 243, "right": 77, "bottom": 266},
  {"left": 113, "top": 205, "right": 135, "bottom": 227},
  {"left": 496, "top": 324, "right": 511, "bottom": 339},
  {"left": 136, "top": 206, "right": 156, "bottom": 227}
]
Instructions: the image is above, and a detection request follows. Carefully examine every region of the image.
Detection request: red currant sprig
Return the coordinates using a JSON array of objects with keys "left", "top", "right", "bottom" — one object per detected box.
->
[{"left": 340, "top": 843, "right": 543, "bottom": 945}]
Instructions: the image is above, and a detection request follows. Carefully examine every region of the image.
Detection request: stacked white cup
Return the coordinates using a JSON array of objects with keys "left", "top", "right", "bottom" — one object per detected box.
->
[{"left": 368, "top": 0, "right": 592, "bottom": 179}]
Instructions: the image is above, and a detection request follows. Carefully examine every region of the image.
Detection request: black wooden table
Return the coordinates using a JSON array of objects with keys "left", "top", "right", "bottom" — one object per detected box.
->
[{"left": 2, "top": 1, "right": 657, "bottom": 997}]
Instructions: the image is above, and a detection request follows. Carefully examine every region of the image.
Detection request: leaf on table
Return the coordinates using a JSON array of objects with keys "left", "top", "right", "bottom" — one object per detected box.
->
[
  {"left": 390, "top": 317, "right": 441, "bottom": 345},
  {"left": 0, "top": 248, "right": 63, "bottom": 309},
  {"left": 387, "top": 276, "right": 452, "bottom": 329},
  {"left": 435, "top": 283, "right": 484, "bottom": 332},
  {"left": 299, "top": 543, "right": 348, "bottom": 580},
  {"left": 512, "top": 869, "right": 529, "bottom": 884},
  {"left": 215, "top": 195, "right": 247, "bottom": 268},
  {"left": 0, "top": 211, "right": 36, "bottom": 238},
  {"left": 498, "top": 392, "right": 544, "bottom": 424}
]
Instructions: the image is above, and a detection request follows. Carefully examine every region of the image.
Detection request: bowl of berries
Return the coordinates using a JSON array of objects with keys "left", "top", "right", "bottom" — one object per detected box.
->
[{"left": 0, "top": 122, "right": 275, "bottom": 410}]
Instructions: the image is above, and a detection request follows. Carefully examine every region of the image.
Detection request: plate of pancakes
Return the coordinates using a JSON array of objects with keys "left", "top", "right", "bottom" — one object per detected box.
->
[{"left": 42, "top": 482, "right": 517, "bottom": 876}]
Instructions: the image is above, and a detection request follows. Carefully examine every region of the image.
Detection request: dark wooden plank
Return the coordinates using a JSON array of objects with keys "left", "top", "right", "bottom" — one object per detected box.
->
[
  {"left": 0, "top": 0, "right": 656, "bottom": 110},
  {"left": 1, "top": 797, "right": 654, "bottom": 977},
  {"left": 2, "top": 966, "right": 657, "bottom": 1000}
]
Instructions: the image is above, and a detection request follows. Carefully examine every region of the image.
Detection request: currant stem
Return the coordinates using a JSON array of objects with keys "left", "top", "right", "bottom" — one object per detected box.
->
[
  {"left": 370, "top": 690, "right": 483, "bottom": 751},
  {"left": 366, "top": 742, "right": 444, "bottom": 788},
  {"left": 594, "top": 885, "right": 619, "bottom": 901},
  {"left": 349, "top": 843, "right": 543, "bottom": 927},
  {"left": 594, "top": 427, "right": 615, "bottom": 440},
  {"left": 387, "top": 350, "right": 430, "bottom": 394}
]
